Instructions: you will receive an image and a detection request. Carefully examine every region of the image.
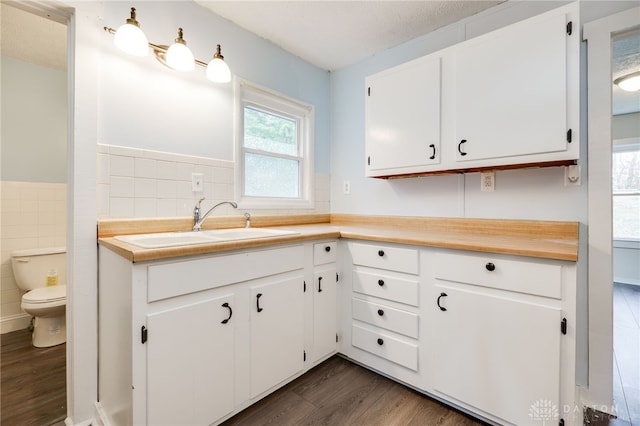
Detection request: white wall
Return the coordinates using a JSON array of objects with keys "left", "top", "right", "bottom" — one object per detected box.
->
[{"left": 1, "top": 56, "right": 67, "bottom": 182}]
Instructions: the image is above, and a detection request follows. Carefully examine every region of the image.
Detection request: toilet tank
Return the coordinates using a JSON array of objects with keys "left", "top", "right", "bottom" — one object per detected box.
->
[{"left": 11, "top": 247, "right": 66, "bottom": 291}]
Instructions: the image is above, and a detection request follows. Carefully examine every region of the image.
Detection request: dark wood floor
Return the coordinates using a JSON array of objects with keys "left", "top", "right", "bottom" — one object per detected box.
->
[
  {"left": 223, "top": 356, "right": 484, "bottom": 426},
  {"left": 613, "top": 283, "right": 640, "bottom": 425},
  {"left": 1, "top": 328, "right": 66, "bottom": 426}
]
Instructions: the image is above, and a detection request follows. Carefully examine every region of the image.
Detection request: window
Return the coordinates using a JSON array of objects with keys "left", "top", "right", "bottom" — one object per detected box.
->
[
  {"left": 613, "top": 140, "right": 640, "bottom": 239},
  {"left": 236, "top": 81, "right": 314, "bottom": 208}
]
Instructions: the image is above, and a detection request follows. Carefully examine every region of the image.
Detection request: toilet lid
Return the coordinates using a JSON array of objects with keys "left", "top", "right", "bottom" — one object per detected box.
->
[{"left": 23, "top": 285, "right": 66, "bottom": 304}]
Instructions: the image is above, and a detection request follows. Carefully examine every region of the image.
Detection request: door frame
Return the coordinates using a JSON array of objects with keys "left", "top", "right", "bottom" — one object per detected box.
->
[{"left": 583, "top": 6, "right": 640, "bottom": 412}]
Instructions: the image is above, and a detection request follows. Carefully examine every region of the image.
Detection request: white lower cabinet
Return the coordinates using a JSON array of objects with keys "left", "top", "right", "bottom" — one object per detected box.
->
[
  {"left": 338, "top": 241, "right": 423, "bottom": 389},
  {"left": 250, "top": 276, "right": 304, "bottom": 398},
  {"left": 312, "top": 265, "right": 337, "bottom": 362},
  {"left": 431, "top": 285, "right": 561, "bottom": 425},
  {"left": 338, "top": 241, "right": 579, "bottom": 426},
  {"left": 147, "top": 294, "right": 235, "bottom": 426},
  {"left": 98, "top": 241, "right": 337, "bottom": 426}
]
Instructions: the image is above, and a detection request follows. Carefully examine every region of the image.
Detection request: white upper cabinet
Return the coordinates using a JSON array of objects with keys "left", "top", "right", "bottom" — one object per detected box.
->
[
  {"left": 365, "top": 54, "right": 441, "bottom": 177},
  {"left": 364, "top": 3, "right": 579, "bottom": 178},
  {"left": 453, "top": 8, "right": 573, "bottom": 164}
]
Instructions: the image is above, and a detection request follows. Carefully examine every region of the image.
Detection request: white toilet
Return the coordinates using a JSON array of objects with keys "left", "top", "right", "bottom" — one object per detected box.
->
[{"left": 11, "top": 247, "right": 67, "bottom": 347}]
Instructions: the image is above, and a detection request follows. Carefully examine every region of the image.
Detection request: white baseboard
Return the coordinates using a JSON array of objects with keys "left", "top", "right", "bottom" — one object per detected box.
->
[{"left": 0, "top": 313, "right": 30, "bottom": 334}]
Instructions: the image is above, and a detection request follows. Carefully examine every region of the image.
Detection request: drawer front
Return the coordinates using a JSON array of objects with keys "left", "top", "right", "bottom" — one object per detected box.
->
[
  {"left": 314, "top": 241, "right": 337, "bottom": 265},
  {"left": 353, "top": 270, "right": 419, "bottom": 306},
  {"left": 352, "top": 324, "right": 418, "bottom": 371},
  {"left": 434, "top": 252, "right": 562, "bottom": 299},
  {"left": 352, "top": 297, "right": 418, "bottom": 339},
  {"left": 350, "top": 242, "right": 418, "bottom": 274},
  {"left": 148, "top": 245, "right": 304, "bottom": 302}
]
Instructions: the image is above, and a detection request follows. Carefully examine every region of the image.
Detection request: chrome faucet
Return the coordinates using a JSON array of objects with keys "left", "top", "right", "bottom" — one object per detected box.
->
[{"left": 193, "top": 198, "right": 238, "bottom": 231}]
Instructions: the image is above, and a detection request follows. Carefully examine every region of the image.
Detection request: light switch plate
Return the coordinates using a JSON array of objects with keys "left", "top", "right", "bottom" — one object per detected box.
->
[{"left": 192, "top": 173, "right": 204, "bottom": 192}]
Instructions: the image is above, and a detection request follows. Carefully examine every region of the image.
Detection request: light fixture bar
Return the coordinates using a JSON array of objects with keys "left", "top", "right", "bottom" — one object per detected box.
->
[{"left": 103, "top": 26, "right": 210, "bottom": 68}]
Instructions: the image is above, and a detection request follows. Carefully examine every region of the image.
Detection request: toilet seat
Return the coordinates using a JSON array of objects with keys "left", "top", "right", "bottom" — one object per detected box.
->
[{"left": 22, "top": 285, "right": 66, "bottom": 304}]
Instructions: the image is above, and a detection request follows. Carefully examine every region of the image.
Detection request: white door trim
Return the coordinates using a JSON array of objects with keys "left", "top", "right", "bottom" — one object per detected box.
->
[{"left": 582, "top": 6, "right": 640, "bottom": 412}]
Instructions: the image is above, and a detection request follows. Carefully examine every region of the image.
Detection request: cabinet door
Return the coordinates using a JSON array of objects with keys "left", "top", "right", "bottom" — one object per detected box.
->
[
  {"left": 313, "top": 266, "right": 337, "bottom": 362},
  {"left": 432, "top": 285, "right": 561, "bottom": 425},
  {"left": 250, "top": 275, "right": 305, "bottom": 398},
  {"left": 366, "top": 54, "right": 441, "bottom": 175},
  {"left": 147, "top": 294, "right": 235, "bottom": 426},
  {"left": 454, "top": 11, "right": 569, "bottom": 162}
]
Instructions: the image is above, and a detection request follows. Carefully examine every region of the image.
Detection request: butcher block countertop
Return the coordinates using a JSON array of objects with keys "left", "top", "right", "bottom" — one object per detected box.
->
[{"left": 98, "top": 214, "right": 579, "bottom": 263}]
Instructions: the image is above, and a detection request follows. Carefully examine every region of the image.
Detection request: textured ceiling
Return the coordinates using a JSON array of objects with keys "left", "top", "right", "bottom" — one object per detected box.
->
[
  {"left": 0, "top": 3, "right": 67, "bottom": 70},
  {"left": 195, "top": 1, "right": 503, "bottom": 71},
  {"left": 612, "top": 31, "right": 640, "bottom": 115}
]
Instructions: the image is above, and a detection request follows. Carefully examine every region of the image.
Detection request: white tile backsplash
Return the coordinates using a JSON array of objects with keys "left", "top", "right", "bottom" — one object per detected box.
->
[
  {"left": 97, "top": 144, "right": 330, "bottom": 218},
  {"left": 135, "top": 158, "right": 157, "bottom": 179},
  {"left": 110, "top": 155, "right": 134, "bottom": 177}
]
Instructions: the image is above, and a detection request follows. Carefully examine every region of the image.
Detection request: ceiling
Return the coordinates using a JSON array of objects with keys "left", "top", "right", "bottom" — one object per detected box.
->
[
  {"left": 195, "top": 1, "right": 503, "bottom": 71},
  {"left": 612, "top": 31, "right": 640, "bottom": 115},
  {"left": 2, "top": 1, "right": 638, "bottom": 115}
]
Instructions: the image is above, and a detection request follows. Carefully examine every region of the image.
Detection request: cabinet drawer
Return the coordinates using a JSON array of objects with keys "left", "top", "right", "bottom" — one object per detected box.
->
[
  {"left": 352, "top": 297, "right": 418, "bottom": 339},
  {"left": 352, "top": 324, "right": 418, "bottom": 371},
  {"left": 434, "top": 252, "right": 562, "bottom": 299},
  {"left": 314, "top": 242, "right": 337, "bottom": 265},
  {"left": 350, "top": 242, "right": 418, "bottom": 274},
  {"left": 353, "top": 270, "right": 418, "bottom": 306},
  {"left": 148, "top": 245, "right": 304, "bottom": 302}
]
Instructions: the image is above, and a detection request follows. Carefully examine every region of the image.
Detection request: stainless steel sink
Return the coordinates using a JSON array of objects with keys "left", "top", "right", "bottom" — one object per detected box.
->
[{"left": 114, "top": 228, "right": 299, "bottom": 248}]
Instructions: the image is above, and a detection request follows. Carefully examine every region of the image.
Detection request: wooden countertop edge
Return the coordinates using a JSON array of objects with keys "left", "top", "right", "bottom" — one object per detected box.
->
[{"left": 98, "top": 222, "right": 578, "bottom": 263}]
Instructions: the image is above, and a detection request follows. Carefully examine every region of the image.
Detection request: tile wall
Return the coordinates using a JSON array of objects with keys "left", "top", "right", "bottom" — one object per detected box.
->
[
  {"left": 0, "top": 181, "right": 67, "bottom": 333},
  {"left": 97, "top": 144, "right": 330, "bottom": 218}
]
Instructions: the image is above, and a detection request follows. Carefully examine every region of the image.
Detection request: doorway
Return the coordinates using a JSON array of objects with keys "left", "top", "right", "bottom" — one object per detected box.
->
[
  {"left": 612, "top": 29, "right": 640, "bottom": 424},
  {"left": 0, "top": 3, "right": 68, "bottom": 424}
]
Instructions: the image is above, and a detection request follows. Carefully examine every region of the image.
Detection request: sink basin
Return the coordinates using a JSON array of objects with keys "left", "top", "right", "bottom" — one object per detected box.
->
[
  {"left": 114, "top": 228, "right": 299, "bottom": 248},
  {"left": 202, "top": 228, "right": 299, "bottom": 240},
  {"left": 114, "top": 232, "right": 220, "bottom": 248}
]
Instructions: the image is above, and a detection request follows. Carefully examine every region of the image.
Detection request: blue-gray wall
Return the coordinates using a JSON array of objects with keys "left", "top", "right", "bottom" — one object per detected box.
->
[
  {"left": 99, "top": 1, "right": 331, "bottom": 174},
  {"left": 1, "top": 56, "right": 67, "bottom": 183}
]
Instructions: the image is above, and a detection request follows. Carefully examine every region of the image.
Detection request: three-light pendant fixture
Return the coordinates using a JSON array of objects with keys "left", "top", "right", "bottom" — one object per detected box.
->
[{"left": 104, "top": 7, "right": 231, "bottom": 83}]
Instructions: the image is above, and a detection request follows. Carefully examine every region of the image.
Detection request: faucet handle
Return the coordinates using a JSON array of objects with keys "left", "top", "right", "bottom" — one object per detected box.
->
[
  {"left": 194, "top": 197, "right": 205, "bottom": 213},
  {"left": 244, "top": 212, "right": 251, "bottom": 228}
]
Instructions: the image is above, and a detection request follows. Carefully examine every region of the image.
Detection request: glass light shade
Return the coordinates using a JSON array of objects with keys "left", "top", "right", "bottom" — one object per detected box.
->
[
  {"left": 206, "top": 57, "right": 231, "bottom": 83},
  {"left": 615, "top": 72, "right": 640, "bottom": 92},
  {"left": 166, "top": 42, "right": 195, "bottom": 71},
  {"left": 114, "top": 23, "right": 149, "bottom": 56}
]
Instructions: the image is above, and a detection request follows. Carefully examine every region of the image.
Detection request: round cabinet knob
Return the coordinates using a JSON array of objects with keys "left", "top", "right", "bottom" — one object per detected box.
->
[
  {"left": 485, "top": 262, "right": 496, "bottom": 272},
  {"left": 377, "top": 309, "right": 384, "bottom": 316},
  {"left": 378, "top": 250, "right": 385, "bottom": 257},
  {"left": 377, "top": 338, "right": 384, "bottom": 346},
  {"left": 325, "top": 246, "right": 331, "bottom": 252},
  {"left": 378, "top": 279, "right": 385, "bottom": 286}
]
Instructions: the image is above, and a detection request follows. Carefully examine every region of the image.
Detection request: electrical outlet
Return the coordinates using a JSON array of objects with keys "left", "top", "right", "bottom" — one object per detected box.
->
[
  {"left": 191, "top": 173, "right": 204, "bottom": 193},
  {"left": 343, "top": 181, "right": 351, "bottom": 194},
  {"left": 481, "top": 171, "right": 495, "bottom": 192}
]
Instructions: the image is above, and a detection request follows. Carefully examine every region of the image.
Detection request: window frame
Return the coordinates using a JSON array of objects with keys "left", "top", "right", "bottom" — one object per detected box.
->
[
  {"left": 235, "top": 79, "right": 314, "bottom": 209},
  {"left": 612, "top": 137, "right": 640, "bottom": 240}
]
